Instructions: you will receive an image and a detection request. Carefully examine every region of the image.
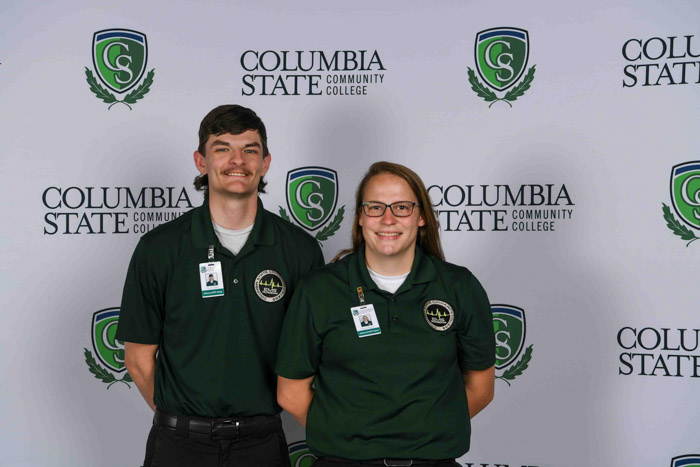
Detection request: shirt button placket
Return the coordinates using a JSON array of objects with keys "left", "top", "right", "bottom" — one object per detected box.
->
[{"left": 389, "top": 297, "right": 399, "bottom": 334}]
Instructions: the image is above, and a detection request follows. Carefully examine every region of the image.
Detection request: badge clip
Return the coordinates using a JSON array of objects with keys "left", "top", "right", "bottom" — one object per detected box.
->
[
  {"left": 208, "top": 245, "right": 215, "bottom": 261},
  {"left": 356, "top": 287, "right": 365, "bottom": 304}
]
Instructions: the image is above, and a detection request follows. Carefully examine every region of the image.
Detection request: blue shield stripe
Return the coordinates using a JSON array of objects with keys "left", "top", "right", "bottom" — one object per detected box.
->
[
  {"left": 95, "top": 31, "right": 145, "bottom": 43},
  {"left": 673, "top": 456, "right": 700, "bottom": 467},
  {"left": 478, "top": 30, "right": 527, "bottom": 41},
  {"left": 674, "top": 163, "right": 700, "bottom": 177},
  {"left": 289, "top": 169, "right": 336, "bottom": 181}
]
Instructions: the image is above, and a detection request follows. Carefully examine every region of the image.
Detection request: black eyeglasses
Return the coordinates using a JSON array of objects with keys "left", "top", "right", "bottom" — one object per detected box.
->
[{"left": 361, "top": 201, "right": 420, "bottom": 217}]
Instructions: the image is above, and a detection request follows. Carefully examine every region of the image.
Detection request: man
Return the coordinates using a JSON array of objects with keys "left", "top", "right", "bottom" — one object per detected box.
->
[
  {"left": 206, "top": 274, "right": 218, "bottom": 287},
  {"left": 116, "top": 105, "right": 324, "bottom": 467}
]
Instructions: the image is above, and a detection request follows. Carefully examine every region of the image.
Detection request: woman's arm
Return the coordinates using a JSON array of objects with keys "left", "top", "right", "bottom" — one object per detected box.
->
[
  {"left": 277, "top": 375, "right": 315, "bottom": 427},
  {"left": 462, "top": 365, "right": 495, "bottom": 418}
]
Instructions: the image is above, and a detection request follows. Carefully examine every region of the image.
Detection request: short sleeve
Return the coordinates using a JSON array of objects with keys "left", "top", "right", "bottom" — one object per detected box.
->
[
  {"left": 115, "top": 240, "right": 165, "bottom": 344},
  {"left": 457, "top": 273, "right": 496, "bottom": 371},
  {"left": 275, "top": 280, "right": 322, "bottom": 379},
  {"left": 300, "top": 238, "right": 325, "bottom": 278}
]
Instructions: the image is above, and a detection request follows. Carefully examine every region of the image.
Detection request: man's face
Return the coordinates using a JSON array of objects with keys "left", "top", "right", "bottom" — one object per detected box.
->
[
  {"left": 194, "top": 130, "right": 270, "bottom": 199},
  {"left": 208, "top": 275, "right": 214, "bottom": 282}
]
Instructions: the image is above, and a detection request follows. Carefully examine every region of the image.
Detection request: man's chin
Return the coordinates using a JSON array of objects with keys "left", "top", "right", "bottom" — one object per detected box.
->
[{"left": 211, "top": 186, "right": 257, "bottom": 198}]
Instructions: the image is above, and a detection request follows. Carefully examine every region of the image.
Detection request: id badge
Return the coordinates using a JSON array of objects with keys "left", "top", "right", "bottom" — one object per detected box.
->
[
  {"left": 199, "top": 262, "right": 224, "bottom": 298},
  {"left": 351, "top": 304, "right": 381, "bottom": 338}
]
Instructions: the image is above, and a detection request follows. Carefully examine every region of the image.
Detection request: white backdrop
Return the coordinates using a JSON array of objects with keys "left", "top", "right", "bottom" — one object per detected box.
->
[{"left": 1, "top": 1, "right": 699, "bottom": 466}]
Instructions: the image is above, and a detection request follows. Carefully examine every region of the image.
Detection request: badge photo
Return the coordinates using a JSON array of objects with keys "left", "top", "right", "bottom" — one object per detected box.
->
[
  {"left": 423, "top": 300, "right": 454, "bottom": 331},
  {"left": 254, "top": 269, "right": 286, "bottom": 302}
]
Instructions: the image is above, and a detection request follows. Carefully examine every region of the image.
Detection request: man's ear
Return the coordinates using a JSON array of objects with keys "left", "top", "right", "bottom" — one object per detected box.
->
[
  {"left": 194, "top": 151, "right": 207, "bottom": 175},
  {"left": 261, "top": 153, "right": 271, "bottom": 176}
]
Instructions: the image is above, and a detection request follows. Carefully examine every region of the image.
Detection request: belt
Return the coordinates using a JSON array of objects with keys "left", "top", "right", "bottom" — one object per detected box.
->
[
  {"left": 153, "top": 409, "right": 281, "bottom": 439},
  {"left": 319, "top": 457, "right": 455, "bottom": 466}
]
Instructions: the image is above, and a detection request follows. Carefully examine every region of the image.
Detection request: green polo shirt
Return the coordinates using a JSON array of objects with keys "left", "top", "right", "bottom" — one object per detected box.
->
[
  {"left": 116, "top": 198, "right": 324, "bottom": 418},
  {"left": 276, "top": 246, "right": 495, "bottom": 460}
]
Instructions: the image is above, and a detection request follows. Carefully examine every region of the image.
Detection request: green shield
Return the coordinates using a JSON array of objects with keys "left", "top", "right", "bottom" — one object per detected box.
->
[
  {"left": 92, "top": 29, "right": 147, "bottom": 94},
  {"left": 475, "top": 27, "right": 529, "bottom": 91},
  {"left": 286, "top": 167, "right": 338, "bottom": 231},
  {"left": 91, "top": 308, "right": 125, "bottom": 373},
  {"left": 671, "top": 162, "right": 700, "bottom": 230},
  {"left": 288, "top": 441, "right": 316, "bottom": 467},
  {"left": 492, "top": 304, "right": 526, "bottom": 370}
]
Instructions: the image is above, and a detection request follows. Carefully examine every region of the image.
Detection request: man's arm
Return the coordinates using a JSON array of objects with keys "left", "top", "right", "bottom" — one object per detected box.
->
[
  {"left": 124, "top": 342, "right": 159, "bottom": 411},
  {"left": 277, "top": 375, "right": 315, "bottom": 427},
  {"left": 462, "top": 365, "right": 495, "bottom": 419}
]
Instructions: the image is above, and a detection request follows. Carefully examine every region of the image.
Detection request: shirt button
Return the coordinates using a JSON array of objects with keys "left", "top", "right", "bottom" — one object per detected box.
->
[
  {"left": 233, "top": 278, "right": 239, "bottom": 284},
  {"left": 393, "top": 316, "right": 398, "bottom": 321}
]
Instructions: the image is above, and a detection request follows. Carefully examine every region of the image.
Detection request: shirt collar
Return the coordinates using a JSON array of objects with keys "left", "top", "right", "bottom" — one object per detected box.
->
[
  {"left": 191, "top": 197, "right": 274, "bottom": 251},
  {"left": 347, "top": 244, "right": 437, "bottom": 294}
]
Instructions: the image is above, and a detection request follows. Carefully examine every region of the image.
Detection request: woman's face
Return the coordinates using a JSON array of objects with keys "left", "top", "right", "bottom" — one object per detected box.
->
[{"left": 359, "top": 173, "right": 425, "bottom": 268}]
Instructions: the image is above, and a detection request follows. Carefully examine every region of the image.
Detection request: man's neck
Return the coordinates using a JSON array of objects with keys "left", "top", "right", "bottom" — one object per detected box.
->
[{"left": 208, "top": 191, "right": 259, "bottom": 230}]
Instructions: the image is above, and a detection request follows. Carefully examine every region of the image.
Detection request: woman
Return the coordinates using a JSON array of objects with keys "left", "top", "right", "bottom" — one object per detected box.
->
[{"left": 276, "top": 162, "right": 495, "bottom": 466}]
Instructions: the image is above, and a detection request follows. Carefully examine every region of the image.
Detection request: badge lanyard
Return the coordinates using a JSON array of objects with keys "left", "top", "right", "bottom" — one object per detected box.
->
[{"left": 199, "top": 244, "right": 225, "bottom": 298}]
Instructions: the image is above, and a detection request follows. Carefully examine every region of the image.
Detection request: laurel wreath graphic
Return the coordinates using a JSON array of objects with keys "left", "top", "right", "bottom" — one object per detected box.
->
[
  {"left": 467, "top": 65, "right": 536, "bottom": 108},
  {"left": 83, "top": 348, "right": 132, "bottom": 389},
  {"left": 278, "top": 206, "right": 345, "bottom": 246},
  {"left": 662, "top": 203, "right": 698, "bottom": 247},
  {"left": 279, "top": 206, "right": 293, "bottom": 223},
  {"left": 496, "top": 344, "right": 533, "bottom": 386},
  {"left": 84, "top": 68, "right": 156, "bottom": 110}
]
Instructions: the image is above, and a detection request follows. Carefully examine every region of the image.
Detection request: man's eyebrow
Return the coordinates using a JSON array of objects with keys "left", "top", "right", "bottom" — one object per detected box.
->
[{"left": 209, "top": 140, "right": 261, "bottom": 149}]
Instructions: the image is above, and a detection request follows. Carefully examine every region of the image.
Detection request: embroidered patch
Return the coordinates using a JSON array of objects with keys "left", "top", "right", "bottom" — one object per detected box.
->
[
  {"left": 423, "top": 300, "right": 454, "bottom": 331},
  {"left": 254, "top": 270, "right": 286, "bottom": 303}
]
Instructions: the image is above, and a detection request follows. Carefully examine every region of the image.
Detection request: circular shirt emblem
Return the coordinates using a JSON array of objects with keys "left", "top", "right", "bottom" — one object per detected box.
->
[
  {"left": 423, "top": 300, "right": 454, "bottom": 331},
  {"left": 254, "top": 270, "right": 287, "bottom": 303}
]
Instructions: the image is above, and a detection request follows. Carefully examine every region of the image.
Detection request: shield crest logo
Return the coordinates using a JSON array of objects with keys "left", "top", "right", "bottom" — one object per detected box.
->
[
  {"left": 92, "top": 29, "right": 148, "bottom": 94},
  {"left": 671, "top": 455, "right": 700, "bottom": 467},
  {"left": 475, "top": 27, "right": 529, "bottom": 92},
  {"left": 492, "top": 304, "right": 526, "bottom": 370},
  {"left": 288, "top": 441, "right": 317, "bottom": 467},
  {"left": 286, "top": 167, "right": 338, "bottom": 231},
  {"left": 91, "top": 308, "right": 126, "bottom": 373},
  {"left": 670, "top": 162, "right": 700, "bottom": 230}
]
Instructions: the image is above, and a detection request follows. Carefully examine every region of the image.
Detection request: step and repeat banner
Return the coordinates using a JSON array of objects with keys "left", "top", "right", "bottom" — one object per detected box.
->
[{"left": 1, "top": 1, "right": 698, "bottom": 466}]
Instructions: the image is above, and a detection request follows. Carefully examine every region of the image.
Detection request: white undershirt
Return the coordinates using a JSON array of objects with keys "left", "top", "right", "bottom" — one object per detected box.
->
[
  {"left": 212, "top": 222, "right": 254, "bottom": 255},
  {"left": 367, "top": 267, "right": 409, "bottom": 294}
]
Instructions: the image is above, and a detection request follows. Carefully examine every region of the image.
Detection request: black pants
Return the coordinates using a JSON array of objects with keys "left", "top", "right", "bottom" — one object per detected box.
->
[{"left": 143, "top": 411, "right": 291, "bottom": 467}]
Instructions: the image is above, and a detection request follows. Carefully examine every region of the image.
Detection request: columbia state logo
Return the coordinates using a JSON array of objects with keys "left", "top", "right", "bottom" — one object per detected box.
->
[
  {"left": 255, "top": 270, "right": 286, "bottom": 302},
  {"left": 288, "top": 441, "right": 316, "bottom": 467},
  {"left": 423, "top": 300, "right": 454, "bottom": 331},
  {"left": 467, "top": 27, "right": 536, "bottom": 107},
  {"left": 662, "top": 161, "right": 700, "bottom": 247},
  {"left": 85, "top": 28, "right": 155, "bottom": 109},
  {"left": 83, "top": 308, "right": 133, "bottom": 389},
  {"left": 279, "top": 167, "right": 345, "bottom": 244},
  {"left": 492, "top": 304, "right": 533, "bottom": 386}
]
